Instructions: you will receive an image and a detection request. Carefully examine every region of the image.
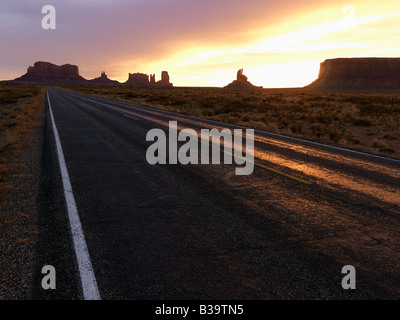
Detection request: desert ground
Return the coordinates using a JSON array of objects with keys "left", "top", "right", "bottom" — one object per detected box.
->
[{"left": 0, "top": 84, "right": 44, "bottom": 196}]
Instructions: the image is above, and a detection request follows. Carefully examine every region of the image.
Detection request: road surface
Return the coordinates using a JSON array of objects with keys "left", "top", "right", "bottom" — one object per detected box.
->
[{"left": 37, "top": 87, "right": 400, "bottom": 299}]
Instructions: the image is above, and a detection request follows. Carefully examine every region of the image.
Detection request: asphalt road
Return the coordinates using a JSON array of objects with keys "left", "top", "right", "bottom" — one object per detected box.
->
[{"left": 40, "top": 86, "right": 400, "bottom": 300}]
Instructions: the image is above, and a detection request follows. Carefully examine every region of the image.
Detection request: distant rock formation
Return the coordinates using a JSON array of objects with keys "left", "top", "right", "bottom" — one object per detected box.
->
[
  {"left": 307, "top": 58, "right": 400, "bottom": 90},
  {"left": 14, "top": 61, "right": 87, "bottom": 84},
  {"left": 124, "top": 71, "right": 173, "bottom": 87},
  {"left": 125, "top": 72, "right": 150, "bottom": 86},
  {"left": 224, "top": 69, "right": 262, "bottom": 89},
  {"left": 11, "top": 61, "right": 174, "bottom": 87},
  {"left": 88, "top": 71, "right": 120, "bottom": 85},
  {"left": 237, "top": 69, "right": 248, "bottom": 82},
  {"left": 156, "top": 71, "right": 173, "bottom": 87}
]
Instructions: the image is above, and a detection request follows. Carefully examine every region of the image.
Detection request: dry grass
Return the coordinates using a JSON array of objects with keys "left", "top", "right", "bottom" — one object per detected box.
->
[
  {"left": 62, "top": 85, "right": 400, "bottom": 158},
  {"left": 0, "top": 83, "right": 45, "bottom": 197}
]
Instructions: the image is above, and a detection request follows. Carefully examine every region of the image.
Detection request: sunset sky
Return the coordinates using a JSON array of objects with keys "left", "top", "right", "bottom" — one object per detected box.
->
[{"left": 1, "top": 0, "right": 400, "bottom": 87}]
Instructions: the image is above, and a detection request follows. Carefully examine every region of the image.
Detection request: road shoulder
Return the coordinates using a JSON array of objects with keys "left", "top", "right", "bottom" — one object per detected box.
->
[{"left": 0, "top": 95, "right": 80, "bottom": 299}]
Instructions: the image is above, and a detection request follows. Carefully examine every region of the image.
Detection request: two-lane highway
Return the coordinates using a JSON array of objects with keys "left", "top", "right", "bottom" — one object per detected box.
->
[{"left": 41, "top": 86, "right": 400, "bottom": 299}]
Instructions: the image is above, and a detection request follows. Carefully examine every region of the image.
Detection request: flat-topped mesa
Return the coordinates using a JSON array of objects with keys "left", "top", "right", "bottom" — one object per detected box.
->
[
  {"left": 14, "top": 61, "right": 86, "bottom": 84},
  {"left": 307, "top": 58, "right": 400, "bottom": 90},
  {"left": 225, "top": 68, "right": 262, "bottom": 89},
  {"left": 27, "top": 61, "right": 79, "bottom": 77},
  {"left": 126, "top": 72, "right": 150, "bottom": 86}
]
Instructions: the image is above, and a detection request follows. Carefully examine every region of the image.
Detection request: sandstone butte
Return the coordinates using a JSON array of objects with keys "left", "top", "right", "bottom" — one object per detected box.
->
[
  {"left": 88, "top": 71, "right": 120, "bottom": 85},
  {"left": 224, "top": 69, "right": 263, "bottom": 89}
]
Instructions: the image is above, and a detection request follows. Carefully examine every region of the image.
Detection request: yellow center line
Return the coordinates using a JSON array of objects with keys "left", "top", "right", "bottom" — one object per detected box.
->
[
  {"left": 255, "top": 161, "right": 313, "bottom": 185},
  {"left": 123, "top": 114, "right": 139, "bottom": 121},
  {"left": 224, "top": 151, "right": 313, "bottom": 185}
]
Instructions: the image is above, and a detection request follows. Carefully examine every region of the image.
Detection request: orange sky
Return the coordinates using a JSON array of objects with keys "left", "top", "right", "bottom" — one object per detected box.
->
[{"left": 1, "top": 0, "right": 400, "bottom": 87}]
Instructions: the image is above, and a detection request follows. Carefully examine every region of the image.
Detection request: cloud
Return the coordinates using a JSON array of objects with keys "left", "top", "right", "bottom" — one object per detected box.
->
[{"left": 1, "top": 0, "right": 400, "bottom": 87}]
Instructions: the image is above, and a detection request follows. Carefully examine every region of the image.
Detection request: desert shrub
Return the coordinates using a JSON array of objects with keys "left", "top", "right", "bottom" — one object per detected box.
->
[
  {"left": 229, "top": 99, "right": 255, "bottom": 110},
  {"left": 358, "top": 104, "right": 381, "bottom": 116},
  {"left": 317, "top": 114, "right": 332, "bottom": 125},
  {"left": 170, "top": 98, "right": 188, "bottom": 106},
  {"left": 265, "top": 122, "right": 279, "bottom": 132},
  {"left": 290, "top": 123, "right": 303, "bottom": 134},
  {"left": 352, "top": 118, "right": 372, "bottom": 126},
  {"left": 380, "top": 147, "right": 395, "bottom": 154},
  {"left": 350, "top": 136, "right": 361, "bottom": 144},
  {"left": 328, "top": 129, "right": 341, "bottom": 143},
  {"left": 226, "top": 116, "right": 241, "bottom": 123},
  {"left": 218, "top": 103, "right": 237, "bottom": 114},
  {"left": 248, "top": 121, "right": 268, "bottom": 131},
  {"left": 255, "top": 104, "right": 272, "bottom": 113},
  {"left": 202, "top": 109, "right": 215, "bottom": 116},
  {"left": 241, "top": 115, "right": 250, "bottom": 122},
  {"left": 278, "top": 119, "right": 289, "bottom": 129},
  {"left": 124, "top": 92, "right": 137, "bottom": 99},
  {"left": 200, "top": 100, "right": 216, "bottom": 109},
  {"left": 372, "top": 139, "right": 388, "bottom": 149}
]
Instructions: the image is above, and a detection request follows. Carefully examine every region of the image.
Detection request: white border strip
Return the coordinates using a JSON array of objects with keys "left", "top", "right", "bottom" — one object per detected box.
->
[{"left": 47, "top": 89, "right": 101, "bottom": 300}]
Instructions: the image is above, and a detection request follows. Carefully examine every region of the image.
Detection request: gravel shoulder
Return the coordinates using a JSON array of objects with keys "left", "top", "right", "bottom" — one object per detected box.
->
[{"left": 0, "top": 96, "right": 80, "bottom": 299}]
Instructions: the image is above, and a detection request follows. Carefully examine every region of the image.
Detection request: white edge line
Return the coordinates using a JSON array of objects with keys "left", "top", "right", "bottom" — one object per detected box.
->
[{"left": 47, "top": 89, "right": 101, "bottom": 300}]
